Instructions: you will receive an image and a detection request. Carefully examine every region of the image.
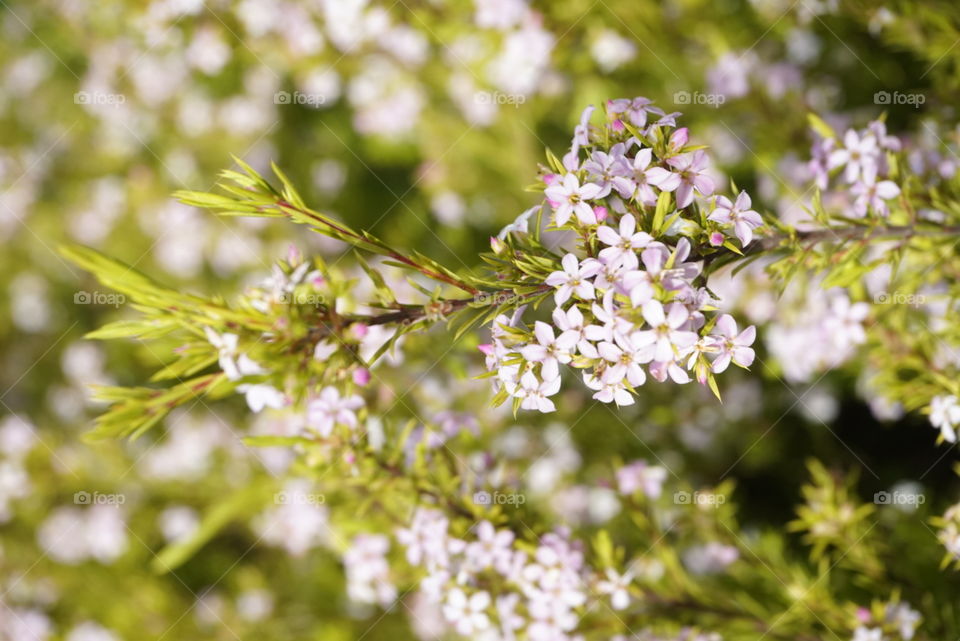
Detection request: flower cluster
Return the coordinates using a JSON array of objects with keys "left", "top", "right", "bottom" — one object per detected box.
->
[
  {"left": 850, "top": 601, "right": 922, "bottom": 641},
  {"left": 765, "top": 287, "right": 869, "bottom": 383},
  {"left": 397, "top": 509, "right": 619, "bottom": 641},
  {"left": 809, "top": 120, "right": 901, "bottom": 217},
  {"left": 484, "top": 98, "right": 758, "bottom": 412},
  {"left": 344, "top": 534, "right": 397, "bottom": 607}
]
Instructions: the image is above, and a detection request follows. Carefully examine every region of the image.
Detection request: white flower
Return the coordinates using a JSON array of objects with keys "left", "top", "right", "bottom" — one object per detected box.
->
[
  {"left": 708, "top": 314, "right": 756, "bottom": 373},
  {"left": 851, "top": 626, "right": 884, "bottom": 641},
  {"left": 596, "top": 567, "right": 633, "bottom": 610},
  {"left": 552, "top": 305, "right": 599, "bottom": 359},
  {"left": 583, "top": 373, "right": 634, "bottom": 406},
  {"left": 708, "top": 191, "right": 763, "bottom": 245},
  {"left": 598, "top": 333, "right": 650, "bottom": 387},
  {"left": 465, "top": 521, "right": 515, "bottom": 573},
  {"left": 596, "top": 213, "right": 654, "bottom": 267},
  {"left": 443, "top": 588, "right": 491, "bottom": 635},
  {"left": 497, "top": 205, "right": 540, "bottom": 239},
  {"left": 544, "top": 173, "right": 604, "bottom": 226},
  {"left": 507, "top": 371, "right": 561, "bottom": 413},
  {"left": 205, "top": 327, "right": 266, "bottom": 381},
  {"left": 306, "top": 387, "right": 364, "bottom": 436},
  {"left": 238, "top": 384, "right": 286, "bottom": 413},
  {"left": 344, "top": 534, "right": 396, "bottom": 607},
  {"left": 929, "top": 395, "right": 960, "bottom": 443},
  {"left": 545, "top": 254, "right": 602, "bottom": 304},
  {"left": 885, "top": 602, "right": 920, "bottom": 640},
  {"left": 521, "top": 321, "right": 578, "bottom": 380},
  {"left": 633, "top": 300, "right": 698, "bottom": 363}
]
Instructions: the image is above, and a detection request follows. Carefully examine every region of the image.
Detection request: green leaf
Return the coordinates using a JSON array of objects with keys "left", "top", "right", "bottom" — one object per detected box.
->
[
  {"left": 652, "top": 190, "right": 671, "bottom": 234},
  {"left": 152, "top": 482, "right": 274, "bottom": 573},
  {"left": 807, "top": 113, "right": 837, "bottom": 140}
]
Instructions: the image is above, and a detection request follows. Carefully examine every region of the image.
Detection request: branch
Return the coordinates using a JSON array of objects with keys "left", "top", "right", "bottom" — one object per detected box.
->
[{"left": 756, "top": 223, "right": 960, "bottom": 252}]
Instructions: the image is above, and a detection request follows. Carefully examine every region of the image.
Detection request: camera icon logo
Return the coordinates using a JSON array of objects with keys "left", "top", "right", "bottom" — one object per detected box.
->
[
  {"left": 74, "top": 291, "right": 91, "bottom": 304},
  {"left": 673, "top": 91, "right": 691, "bottom": 105},
  {"left": 874, "top": 491, "right": 891, "bottom": 504},
  {"left": 874, "top": 91, "right": 891, "bottom": 105},
  {"left": 674, "top": 490, "right": 691, "bottom": 504},
  {"left": 274, "top": 91, "right": 292, "bottom": 105},
  {"left": 74, "top": 491, "right": 91, "bottom": 504},
  {"left": 473, "top": 491, "right": 492, "bottom": 505}
]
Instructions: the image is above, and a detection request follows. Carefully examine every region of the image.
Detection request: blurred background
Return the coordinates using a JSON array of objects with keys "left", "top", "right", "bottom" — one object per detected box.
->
[{"left": 1, "top": 0, "right": 958, "bottom": 639}]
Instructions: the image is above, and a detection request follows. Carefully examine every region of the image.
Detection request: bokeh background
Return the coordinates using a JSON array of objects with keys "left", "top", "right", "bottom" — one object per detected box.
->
[{"left": 1, "top": 0, "right": 959, "bottom": 639}]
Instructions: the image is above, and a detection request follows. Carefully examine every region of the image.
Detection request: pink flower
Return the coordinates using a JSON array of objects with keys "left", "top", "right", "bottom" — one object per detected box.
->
[
  {"left": 606, "top": 97, "right": 663, "bottom": 128},
  {"left": 709, "top": 314, "right": 756, "bottom": 373},
  {"left": 544, "top": 173, "right": 604, "bottom": 226},
  {"left": 708, "top": 191, "right": 763, "bottom": 245},
  {"left": 352, "top": 368, "right": 371, "bottom": 386},
  {"left": 584, "top": 148, "right": 630, "bottom": 198},
  {"left": 616, "top": 460, "right": 668, "bottom": 498},
  {"left": 828, "top": 129, "right": 879, "bottom": 184},
  {"left": 596, "top": 214, "right": 654, "bottom": 266},
  {"left": 666, "top": 150, "right": 715, "bottom": 208},
  {"left": 850, "top": 167, "right": 900, "bottom": 217},
  {"left": 545, "top": 254, "right": 602, "bottom": 304}
]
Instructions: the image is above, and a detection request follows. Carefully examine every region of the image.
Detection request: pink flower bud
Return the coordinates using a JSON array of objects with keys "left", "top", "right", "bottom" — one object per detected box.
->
[
  {"left": 856, "top": 607, "right": 871, "bottom": 623},
  {"left": 353, "top": 368, "right": 371, "bottom": 386},
  {"left": 610, "top": 119, "right": 625, "bottom": 132},
  {"left": 543, "top": 173, "right": 559, "bottom": 186},
  {"left": 490, "top": 236, "right": 506, "bottom": 254},
  {"left": 353, "top": 323, "right": 369, "bottom": 339},
  {"left": 593, "top": 205, "right": 609, "bottom": 222},
  {"left": 709, "top": 231, "right": 725, "bottom": 247},
  {"left": 287, "top": 244, "right": 302, "bottom": 265},
  {"left": 477, "top": 343, "right": 494, "bottom": 356}
]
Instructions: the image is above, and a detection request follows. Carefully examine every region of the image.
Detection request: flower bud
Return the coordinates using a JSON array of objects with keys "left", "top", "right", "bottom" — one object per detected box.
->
[{"left": 353, "top": 367, "right": 371, "bottom": 386}]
